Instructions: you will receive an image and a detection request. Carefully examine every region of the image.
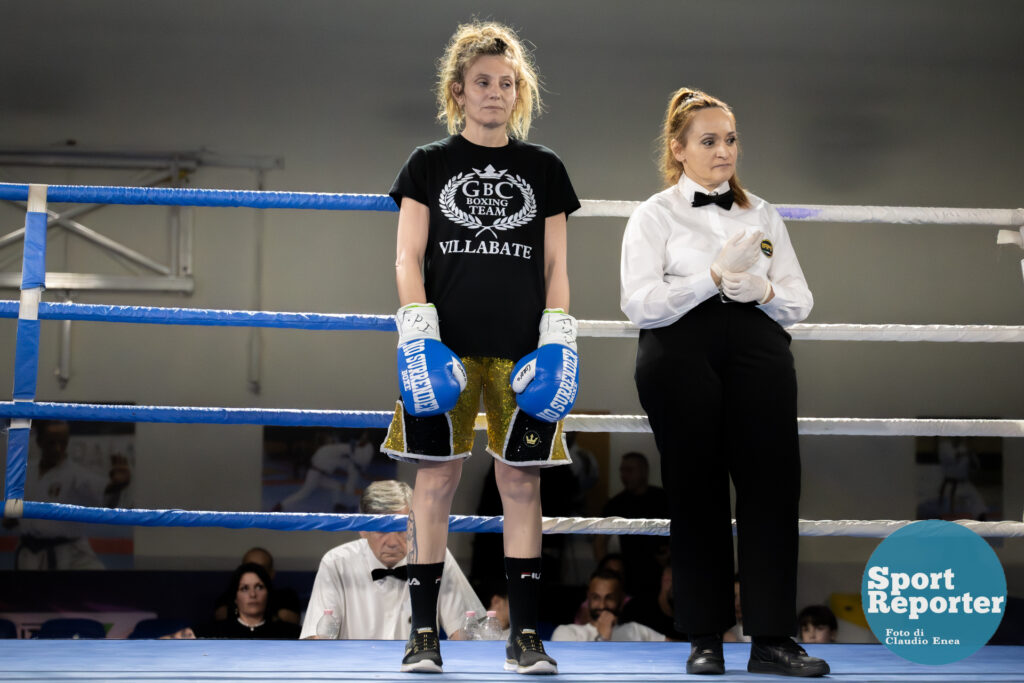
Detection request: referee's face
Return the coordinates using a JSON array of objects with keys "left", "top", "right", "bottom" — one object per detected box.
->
[
  {"left": 361, "top": 506, "right": 409, "bottom": 568},
  {"left": 672, "top": 107, "right": 738, "bottom": 192}
]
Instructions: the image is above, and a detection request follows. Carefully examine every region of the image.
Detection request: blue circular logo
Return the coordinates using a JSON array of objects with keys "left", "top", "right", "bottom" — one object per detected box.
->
[{"left": 862, "top": 519, "right": 1006, "bottom": 664}]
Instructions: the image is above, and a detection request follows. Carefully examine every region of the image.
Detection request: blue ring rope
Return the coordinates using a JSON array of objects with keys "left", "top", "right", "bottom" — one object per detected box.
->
[
  {"left": 0, "top": 401, "right": 392, "bottom": 428},
  {"left": 0, "top": 182, "right": 398, "bottom": 212},
  {"left": 20, "top": 502, "right": 507, "bottom": 534},
  {"left": 0, "top": 300, "right": 397, "bottom": 331},
  {"left": 19, "top": 502, "right": 664, "bottom": 535}
]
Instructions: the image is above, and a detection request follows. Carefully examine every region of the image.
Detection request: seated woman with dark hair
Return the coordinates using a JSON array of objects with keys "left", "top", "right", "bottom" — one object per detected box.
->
[{"left": 169, "top": 563, "right": 299, "bottom": 639}]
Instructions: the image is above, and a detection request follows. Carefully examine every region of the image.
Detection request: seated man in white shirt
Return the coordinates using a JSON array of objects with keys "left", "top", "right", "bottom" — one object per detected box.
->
[
  {"left": 552, "top": 569, "right": 666, "bottom": 642},
  {"left": 300, "top": 479, "right": 484, "bottom": 639}
]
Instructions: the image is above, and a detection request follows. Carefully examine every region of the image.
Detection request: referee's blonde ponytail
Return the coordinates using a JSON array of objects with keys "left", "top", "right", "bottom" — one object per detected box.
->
[{"left": 661, "top": 87, "right": 749, "bottom": 209}]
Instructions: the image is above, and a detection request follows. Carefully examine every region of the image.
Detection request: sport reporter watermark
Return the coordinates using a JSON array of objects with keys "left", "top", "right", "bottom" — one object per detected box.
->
[{"left": 861, "top": 519, "right": 1006, "bottom": 665}]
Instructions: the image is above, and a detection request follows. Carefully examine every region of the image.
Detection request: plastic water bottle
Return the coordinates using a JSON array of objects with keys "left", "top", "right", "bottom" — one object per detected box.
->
[
  {"left": 316, "top": 609, "right": 340, "bottom": 639},
  {"left": 461, "top": 610, "right": 479, "bottom": 640},
  {"left": 478, "top": 610, "right": 503, "bottom": 640}
]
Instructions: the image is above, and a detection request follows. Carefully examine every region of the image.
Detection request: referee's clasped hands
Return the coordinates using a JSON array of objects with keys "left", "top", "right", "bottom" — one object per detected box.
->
[
  {"left": 711, "top": 230, "right": 765, "bottom": 277},
  {"left": 721, "top": 270, "right": 772, "bottom": 304},
  {"left": 710, "top": 230, "right": 773, "bottom": 304}
]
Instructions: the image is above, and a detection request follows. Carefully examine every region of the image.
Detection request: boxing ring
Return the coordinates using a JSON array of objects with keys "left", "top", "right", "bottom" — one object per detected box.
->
[{"left": 1, "top": 181, "right": 1023, "bottom": 681}]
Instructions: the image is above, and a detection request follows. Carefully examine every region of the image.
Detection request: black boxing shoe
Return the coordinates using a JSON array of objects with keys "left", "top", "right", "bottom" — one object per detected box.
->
[
  {"left": 747, "top": 637, "right": 829, "bottom": 677},
  {"left": 400, "top": 627, "right": 443, "bottom": 674},
  {"left": 504, "top": 629, "right": 558, "bottom": 675},
  {"left": 686, "top": 634, "right": 725, "bottom": 675}
]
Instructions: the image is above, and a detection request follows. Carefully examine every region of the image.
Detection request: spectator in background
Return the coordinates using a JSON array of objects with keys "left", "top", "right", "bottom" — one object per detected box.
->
[
  {"left": 593, "top": 452, "right": 670, "bottom": 598},
  {"left": 300, "top": 480, "right": 483, "bottom": 639},
  {"left": 553, "top": 569, "right": 665, "bottom": 642},
  {"left": 5, "top": 420, "right": 131, "bottom": 570},
  {"left": 622, "top": 564, "right": 685, "bottom": 640},
  {"left": 170, "top": 563, "right": 300, "bottom": 639},
  {"left": 575, "top": 553, "right": 629, "bottom": 624},
  {"left": 798, "top": 606, "right": 837, "bottom": 644},
  {"left": 214, "top": 547, "right": 300, "bottom": 624}
]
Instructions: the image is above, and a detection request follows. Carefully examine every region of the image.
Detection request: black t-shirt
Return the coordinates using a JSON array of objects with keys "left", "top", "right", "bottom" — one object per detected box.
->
[
  {"left": 389, "top": 135, "right": 580, "bottom": 360},
  {"left": 192, "top": 618, "right": 300, "bottom": 639}
]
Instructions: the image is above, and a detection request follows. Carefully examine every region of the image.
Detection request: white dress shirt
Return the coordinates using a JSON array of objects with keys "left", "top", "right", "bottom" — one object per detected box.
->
[
  {"left": 299, "top": 538, "right": 484, "bottom": 639},
  {"left": 620, "top": 174, "right": 812, "bottom": 328},
  {"left": 551, "top": 621, "right": 666, "bottom": 642}
]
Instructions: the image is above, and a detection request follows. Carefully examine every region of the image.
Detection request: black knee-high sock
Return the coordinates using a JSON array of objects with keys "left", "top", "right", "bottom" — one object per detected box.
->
[
  {"left": 407, "top": 562, "right": 445, "bottom": 632},
  {"left": 505, "top": 556, "right": 542, "bottom": 634}
]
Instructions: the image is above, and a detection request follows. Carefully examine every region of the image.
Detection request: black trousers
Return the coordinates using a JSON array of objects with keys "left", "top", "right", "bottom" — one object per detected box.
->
[{"left": 634, "top": 296, "right": 800, "bottom": 637}]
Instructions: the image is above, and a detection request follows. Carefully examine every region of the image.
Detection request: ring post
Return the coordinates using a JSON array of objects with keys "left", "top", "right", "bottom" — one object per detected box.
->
[{"left": 3, "top": 184, "right": 48, "bottom": 517}]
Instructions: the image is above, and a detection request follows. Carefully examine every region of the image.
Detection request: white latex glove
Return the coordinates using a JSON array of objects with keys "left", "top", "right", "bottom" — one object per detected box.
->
[
  {"left": 721, "top": 270, "right": 772, "bottom": 304},
  {"left": 711, "top": 231, "right": 764, "bottom": 278}
]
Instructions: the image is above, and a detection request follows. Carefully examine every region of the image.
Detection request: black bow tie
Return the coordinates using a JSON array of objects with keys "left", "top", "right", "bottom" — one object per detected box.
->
[
  {"left": 692, "top": 189, "right": 734, "bottom": 210},
  {"left": 371, "top": 566, "right": 408, "bottom": 582}
]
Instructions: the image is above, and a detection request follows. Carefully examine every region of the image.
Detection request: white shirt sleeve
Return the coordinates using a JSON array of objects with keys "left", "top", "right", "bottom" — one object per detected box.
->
[
  {"left": 551, "top": 623, "right": 599, "bottom": 641},
  {"left": 620, "top": 201, "right": 718, "bottom": 328},
  {"left": 300, "top": 552, "right": 347, "bottom": 639},
  {"left": 756, "top": 206, "right": 813, "bottom": 326},
  {"left": 615, "top": 621, "right": 667, "bottom": 642}
]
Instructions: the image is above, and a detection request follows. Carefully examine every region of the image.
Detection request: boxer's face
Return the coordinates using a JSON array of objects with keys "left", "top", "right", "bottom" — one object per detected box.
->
[{"left": 454, "top": 55, "right": 517, "bottom": 133}]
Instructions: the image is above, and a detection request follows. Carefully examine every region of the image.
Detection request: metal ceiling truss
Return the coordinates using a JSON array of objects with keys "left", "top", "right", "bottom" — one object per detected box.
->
[{"left": 0, "top": 148, "right": 282, "bottom": 390}]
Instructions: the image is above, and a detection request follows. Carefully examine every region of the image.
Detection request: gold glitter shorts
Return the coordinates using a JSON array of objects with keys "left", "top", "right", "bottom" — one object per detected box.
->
[{"left": 381, "top": 356, "right": 570, "bottom": 467}]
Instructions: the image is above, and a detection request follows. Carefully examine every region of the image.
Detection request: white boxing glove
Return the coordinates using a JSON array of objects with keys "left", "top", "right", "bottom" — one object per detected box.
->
[
  {"left": 510, "top": 309, "right": 580, "bottom": 422},
  {"left": 711, "top": 230, "right": 764, "bottom": 279},
  {"left": 395, "top": 303, "right": 467, "bottom": 416},
  {"left": 720, "top": 271, "right": 773, "bottom": 304}
]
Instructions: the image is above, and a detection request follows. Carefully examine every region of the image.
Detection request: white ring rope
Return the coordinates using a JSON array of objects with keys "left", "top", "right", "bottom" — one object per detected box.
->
[
  {"left": 579, "top": 321, "right": 1024, "bottom": 342},
  {"left": 577, "top": 200, "right": 1024, "bottom": 225},
  {"left": 547, "top": 415, "right": 1024, "bottom": 437},
  {"left": 544, "top": 516, "right": 1024, "bottom": 538}
]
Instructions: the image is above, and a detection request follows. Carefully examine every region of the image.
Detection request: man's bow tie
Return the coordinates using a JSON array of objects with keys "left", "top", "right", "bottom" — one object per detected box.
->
[
  {"left": 371, "top": 566, "right": 408, "bottom": 582},
  {"left": 691, "top": 189, "right": 735, "bottom": 210}
]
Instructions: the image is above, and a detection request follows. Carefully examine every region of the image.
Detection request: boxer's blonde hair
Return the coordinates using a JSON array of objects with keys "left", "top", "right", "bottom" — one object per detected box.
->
[{"left": 437, "top": 21, "right": 541, "bottom": 140}]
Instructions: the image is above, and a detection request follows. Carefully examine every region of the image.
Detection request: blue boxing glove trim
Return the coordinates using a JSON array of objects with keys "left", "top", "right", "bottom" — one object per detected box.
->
[
  {"left": 395, "top": 303, "right": 466, "bottom": 417},
  {"left": 511, "top": 343, "right": 580, "bottom": 423},
  {"left": 397, "top": 338, "right": 467, "bottom": 417}
]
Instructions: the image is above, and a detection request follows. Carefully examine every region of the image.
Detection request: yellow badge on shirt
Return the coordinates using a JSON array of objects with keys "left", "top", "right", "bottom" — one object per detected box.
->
[{"left": 760, "top": 239, "right": 774, "bottom": 257}]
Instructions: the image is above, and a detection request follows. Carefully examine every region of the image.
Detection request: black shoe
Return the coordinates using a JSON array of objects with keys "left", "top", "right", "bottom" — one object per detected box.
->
[
  {"left": 686, "top": 635, "right": 725, "bottom": 675},
  {"left": 504, "top": 628, "right": 558, "bottom": 675},
  {"left": 748, "top": 638, "right": 829, "bottom": 677},
  {"left": 400, "top": 627, "right": 442, "bottom": 673}
]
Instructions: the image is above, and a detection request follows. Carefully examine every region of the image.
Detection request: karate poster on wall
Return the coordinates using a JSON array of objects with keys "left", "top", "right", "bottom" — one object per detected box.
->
[
  {"left": 262, "top": 427, "right": 394, "bottom": 514},
  {"left": 915, "top": 431, "right": 1003, "bottom": 525},
  {"left": 0, "top": 419, "right": 135, "bottom": 570}
]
